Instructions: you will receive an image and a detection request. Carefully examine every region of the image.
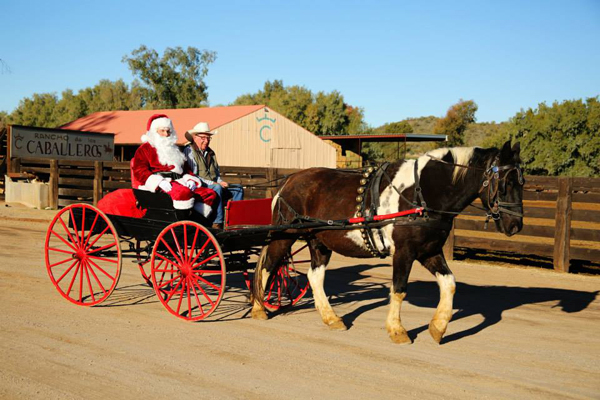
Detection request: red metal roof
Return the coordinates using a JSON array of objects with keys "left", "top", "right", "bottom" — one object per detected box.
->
[{"left": 59, "top": 105, "right": 265, "bottom": 145}]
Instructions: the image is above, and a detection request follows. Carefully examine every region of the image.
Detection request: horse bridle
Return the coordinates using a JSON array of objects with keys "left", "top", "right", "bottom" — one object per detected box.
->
[
  {"left": 425, "top": 154, "right": 525, "bottom": 226},
  {"left": 479, "top": 157, "right": 525, "bottom": 224}
]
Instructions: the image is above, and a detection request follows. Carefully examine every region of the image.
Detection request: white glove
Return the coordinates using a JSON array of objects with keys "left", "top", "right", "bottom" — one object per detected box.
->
[
  {"left": 186, "top": 180, "right": 198, "bottom": 191},
  {"left": 158, "top": 180, "right": 172, "bottom": 193}
]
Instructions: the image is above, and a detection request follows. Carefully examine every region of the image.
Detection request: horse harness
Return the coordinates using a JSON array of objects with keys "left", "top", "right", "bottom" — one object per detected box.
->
[
  {"left": 354, "top": 163, "right": 392, "bottom": 258},
  {"left": 354, "top": 161, "right": 454, "bottom": 258},
  {"left": 355, "top": 153, "right": 524, "bottom": 257},
  {"left": 273, "top": 153, "right": 524, "bottom": 259}
]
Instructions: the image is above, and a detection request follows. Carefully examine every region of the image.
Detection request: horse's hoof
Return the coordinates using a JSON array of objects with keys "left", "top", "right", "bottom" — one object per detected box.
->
[
  {"left": 328, "top": 320, "right": 347, "bottom": 331},
  {"left": 389, "top": 330, "right": 411, "bottom": 345},
  {"left": 251, "top": 309, "right": 268, "bottom": 320},
  {"left": 428, "top": 321, "right": 445, "bottom": 343}
]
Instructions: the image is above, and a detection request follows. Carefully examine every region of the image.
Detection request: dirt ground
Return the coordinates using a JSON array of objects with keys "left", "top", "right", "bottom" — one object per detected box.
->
[{"left": 0, "top": 203, "right": 599, "bottom": 399}]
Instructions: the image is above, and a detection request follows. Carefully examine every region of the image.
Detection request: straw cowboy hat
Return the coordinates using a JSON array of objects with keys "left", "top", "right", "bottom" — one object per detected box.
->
[{"left": 185, "top": 122, "right": 217, "bottom": 142}]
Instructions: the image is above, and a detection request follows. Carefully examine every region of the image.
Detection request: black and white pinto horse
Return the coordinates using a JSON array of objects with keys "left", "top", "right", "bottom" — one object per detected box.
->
[{"left": 251, "top": 141, "right": 524, "bottom": 344}]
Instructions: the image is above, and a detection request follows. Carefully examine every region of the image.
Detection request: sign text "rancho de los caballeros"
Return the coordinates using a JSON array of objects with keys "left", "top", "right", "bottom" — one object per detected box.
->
[{"left": 10, "top": 125, "right": 114, "bottom": 161}]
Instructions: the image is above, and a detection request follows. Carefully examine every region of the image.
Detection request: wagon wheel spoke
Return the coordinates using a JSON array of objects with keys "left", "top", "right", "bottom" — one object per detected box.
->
[
  {"left": 48, "top": 256, "right": 76, "bottom": 269},
  {"left": 86, "top": 241, "right": 118, "bottom": 256},
  {"left": 55, "top": 259, "right": 79, "bottom": 285},
  {"left": 189, "top": 282, "right": 206, "bottom": 317},
  {"left": 83, "top": 212, "right": 100, "bottom": 250},
  {"left": 188, "top": 237, "right": 211, "bottom": 267},
  {"left": 191, "top": 274, "right": 221, "bottom": 292},
  {"left": 69, "top": 208, "right": 82, "bottom": 247},
  {"left": 190, "top": 252, "right": 219, "bottom": 269},
  {"left": 170, "top": 228, "right": 186, "bottom": 263},
  {"left": 83, "top": 259, "right": 96, "bottom": 303},
  {"left": 158, "top": 237, "right": 184, "bottom": 266},
  {"left": 57, "top": 216, "right": 80, "bottom": 249},
  {"left": 50, "top": 230, "right": 77, "bottom": 252},
  {"left": 86, "top": 257, "right": 117, "bottom": 284},
  {"left": 85, "top": 258, "right": 108, "bottom": 296}
]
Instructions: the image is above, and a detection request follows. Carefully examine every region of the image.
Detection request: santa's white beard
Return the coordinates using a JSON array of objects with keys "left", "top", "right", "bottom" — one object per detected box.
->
[{"left": 145, "top": 131, "right": 186, "bottom": 174}]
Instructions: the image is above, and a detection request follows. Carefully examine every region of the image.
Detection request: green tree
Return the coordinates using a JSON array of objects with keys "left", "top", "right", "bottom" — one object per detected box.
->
[
  {"left": 313, "top": 91, "right": 349, "bottom": 135},
  {"left": 10, "top": 93, "right": 60, "bottom": 128},
  {"left": 433, "top": 99, "right": 478, "bottom": 146},
  {"left": 8, "top": 79, "right": 147, "bottom": 127},
  {"left": 0, "top": 111, "right": 8, "bottom": 129},
  {"left": 374, "top": 120, "right": 413, "bottom": 134},
  {"left": 484, "top": 97, "right": 600, "bottom": 177},
  {"left": 233, "top": 80, "right": 365, "bottom": 135},
  {"left": 122, "top": 45, "right": 217, "bottom": 109},
  {"left": 346, "top": 105, "right": 370, "bottom": 134}
]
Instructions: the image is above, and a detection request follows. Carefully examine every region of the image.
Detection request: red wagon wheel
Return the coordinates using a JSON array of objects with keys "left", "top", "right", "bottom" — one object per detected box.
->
[
  {"left": 45, "top": 203, "right": 122, "bottom": 306},
  {"left": 264, "top": 243, "right": 310, "bottom": 310},
  {"left": 151, "top": 221, "right": 226, "bottom": 321}
]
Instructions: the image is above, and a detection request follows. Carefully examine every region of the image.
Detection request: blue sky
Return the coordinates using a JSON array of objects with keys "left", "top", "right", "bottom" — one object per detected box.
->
[{"left": 1, "top": 0, "right": 599, "bottom": 127}]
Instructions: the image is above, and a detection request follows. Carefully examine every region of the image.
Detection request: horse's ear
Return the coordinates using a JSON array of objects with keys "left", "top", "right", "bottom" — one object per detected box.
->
[
  {"left": 500, "top": 140, "right": 512, "bottom": 159},
  {"left": 512, "top": 142, "right": 521, "bottom": 155}
]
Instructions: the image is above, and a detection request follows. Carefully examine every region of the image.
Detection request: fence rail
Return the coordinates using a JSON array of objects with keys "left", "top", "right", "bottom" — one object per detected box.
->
[
  {"left": 7, "top": 157, "right": 600, "bottom": 273},
  {"left": 443, "top": 176, "right": 600, "bottom": 272}
]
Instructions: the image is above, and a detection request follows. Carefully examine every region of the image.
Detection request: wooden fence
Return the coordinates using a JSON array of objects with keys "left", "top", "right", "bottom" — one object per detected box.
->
[
  {"left": 10, "top": 158, "right": 296, "bottom": 208},
  {"left": 443, "top": 176, "right": 600, "bottom": 272},
  {"left": 7, "top": 157, "right": 600, "bottom": 272}
]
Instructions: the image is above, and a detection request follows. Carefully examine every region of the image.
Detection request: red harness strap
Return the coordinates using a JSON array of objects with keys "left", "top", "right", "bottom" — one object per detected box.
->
[{"left": 347, "top": 207, "right": 424, "bottom": 224}]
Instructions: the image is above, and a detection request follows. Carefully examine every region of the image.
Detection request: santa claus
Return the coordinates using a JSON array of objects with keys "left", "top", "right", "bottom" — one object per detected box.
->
[{"left": 130, "top": 113, "right": 216, "bottom": 216}]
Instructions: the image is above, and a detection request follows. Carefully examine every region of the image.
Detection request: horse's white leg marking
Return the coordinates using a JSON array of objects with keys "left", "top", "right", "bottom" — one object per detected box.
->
[
  {"left": 307, "top": 264, "right": 346, "bottom": 330},
  {"left": 385, "top": 288, "right": 410, "bottom": 344},
  {"left": 429, "top": 272, "right": 456, "bottom": 343}
]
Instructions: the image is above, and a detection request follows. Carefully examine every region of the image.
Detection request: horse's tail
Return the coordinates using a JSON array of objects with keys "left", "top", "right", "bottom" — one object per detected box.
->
[{"left": 250, "top": 245, "right": 269, "bottom": 305}]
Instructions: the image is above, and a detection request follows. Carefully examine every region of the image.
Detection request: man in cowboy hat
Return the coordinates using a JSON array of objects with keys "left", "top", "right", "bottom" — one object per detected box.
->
[
  {"left": 130, "top": 114, "right": 216, "bottom": 217},
  {"left": 184, "top": 121, "right": 244, "bottom": 229}
]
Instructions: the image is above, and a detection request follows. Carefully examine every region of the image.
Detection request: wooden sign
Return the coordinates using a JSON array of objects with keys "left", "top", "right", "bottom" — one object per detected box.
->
[{"left": 10, "top": 125, "right": 114, "bottom": 161}]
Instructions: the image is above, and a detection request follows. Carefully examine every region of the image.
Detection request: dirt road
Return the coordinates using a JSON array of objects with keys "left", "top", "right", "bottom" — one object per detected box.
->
[{"left": 0, "top": 209, "right": 599, "bottom": 399}]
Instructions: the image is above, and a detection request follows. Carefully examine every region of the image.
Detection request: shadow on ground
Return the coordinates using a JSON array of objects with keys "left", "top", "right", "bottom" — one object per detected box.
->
[{"left": 96, "top": 263, "right": 598, "bottom": 343}]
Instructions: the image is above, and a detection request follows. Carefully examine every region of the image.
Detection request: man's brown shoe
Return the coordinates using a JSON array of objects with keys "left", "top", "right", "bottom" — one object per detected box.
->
[{"left": 212, "top": 223, "right": 223, "bottom": 230}]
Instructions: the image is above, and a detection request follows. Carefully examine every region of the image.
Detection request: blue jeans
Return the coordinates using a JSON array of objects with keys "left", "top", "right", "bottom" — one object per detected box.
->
[{"left": 207, "top": 183, "right": 244, "bottom": 223}]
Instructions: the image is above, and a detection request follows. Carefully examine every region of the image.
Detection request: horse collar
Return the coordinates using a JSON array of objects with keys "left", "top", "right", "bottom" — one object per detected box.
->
[{"left": 355, "top": 164, "right": 390, "bottom": 258}]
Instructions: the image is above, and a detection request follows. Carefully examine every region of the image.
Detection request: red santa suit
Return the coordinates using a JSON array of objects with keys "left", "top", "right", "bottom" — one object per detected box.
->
[{"left": 99, "top": 114, "right": 216, "bottom": 218}]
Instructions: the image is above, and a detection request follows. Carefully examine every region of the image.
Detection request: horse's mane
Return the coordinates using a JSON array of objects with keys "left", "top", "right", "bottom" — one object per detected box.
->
[{"left": 425, "top": 147, "right": 478, "bottom": 184}]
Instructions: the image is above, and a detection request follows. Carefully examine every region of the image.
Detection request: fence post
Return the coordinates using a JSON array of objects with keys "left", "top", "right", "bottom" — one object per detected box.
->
[
  {"left": 266, "top": 168, "right": 277, "bottom": 198},
  {"left": 49, "top": 160, "right": 58, "bottom": 210},
  {"left": 442, "top": 221, "right": 455, "bottom": 261},
  {"left": 93, "top": 161, "right": 103, "bottom": 206},
  {"left": 10, "top": 157, "right": 21, "bottom": 174},
  {"left": 553, "top": 177, "right": 572, "bottom": 272}
]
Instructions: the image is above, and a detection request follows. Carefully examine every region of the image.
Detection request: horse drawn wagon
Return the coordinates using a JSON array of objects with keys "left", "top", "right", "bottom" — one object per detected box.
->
[
  {"left": 43, "top": 190, "right": 312, "bottom": 320},
  {"left": 44, "top": 141, "right": 524, "bottom": 344},
  {"left": 44, "top": 188, "right": 421, "bottom": 321}
]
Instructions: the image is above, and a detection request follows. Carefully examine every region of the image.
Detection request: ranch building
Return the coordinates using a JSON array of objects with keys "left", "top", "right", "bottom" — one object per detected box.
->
[{"left": 60, "top": 105, "right": 336, "bottom": 169}]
